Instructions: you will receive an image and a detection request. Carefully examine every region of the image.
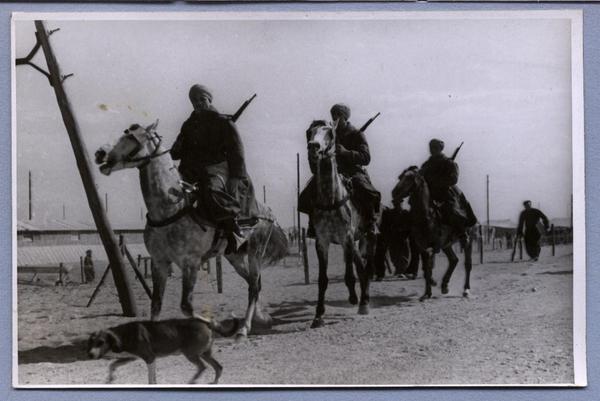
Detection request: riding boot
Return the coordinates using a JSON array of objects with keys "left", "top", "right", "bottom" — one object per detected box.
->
[{"left": 221, "top": 219, "right": 246, "bottom": 254}]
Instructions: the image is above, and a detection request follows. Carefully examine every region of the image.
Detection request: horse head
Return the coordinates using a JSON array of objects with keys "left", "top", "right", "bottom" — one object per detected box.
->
[
  {"left": 306, "top": 120, "right": 338, "bottom": 163},
  {"left": 393, "top": 165, "right": 432, "bottom": 220},
  {"left": 95, "top": 119, "right": 162, "bottom": 175}
]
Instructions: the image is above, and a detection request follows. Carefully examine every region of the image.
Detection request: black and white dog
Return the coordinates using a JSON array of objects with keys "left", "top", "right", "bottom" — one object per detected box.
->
[{"left": 87, "top": 316, "right": 238, "bottom": 384}]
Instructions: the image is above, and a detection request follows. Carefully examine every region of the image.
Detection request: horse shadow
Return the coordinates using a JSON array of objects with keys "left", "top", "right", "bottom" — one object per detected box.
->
[{"left": 18, "top": 339, "right": 89, "bottom": 365}]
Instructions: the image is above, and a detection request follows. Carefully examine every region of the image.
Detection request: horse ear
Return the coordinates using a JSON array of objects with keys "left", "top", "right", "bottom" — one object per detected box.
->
[{"left": 146, "top": 119, "right": 159, "bottom": 132}]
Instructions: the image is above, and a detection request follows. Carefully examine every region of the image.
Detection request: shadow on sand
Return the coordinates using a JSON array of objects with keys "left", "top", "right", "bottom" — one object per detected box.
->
[{"left": 19, "top": 339, "right": 89, "bottom": 365}]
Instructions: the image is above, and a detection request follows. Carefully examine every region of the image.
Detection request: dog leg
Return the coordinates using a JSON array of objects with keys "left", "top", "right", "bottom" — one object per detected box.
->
[
  {"left": 184, "top": 354, "right": 207, "bottom": 384},
  {"left": 147, "top": 360, "right": 157, "bottom": 384},
  {"left": 202, "top": 352, "right": 223, "bottom": 385},
  {"left": 107, "top": 357, "right": 136, "bottom": 384}
]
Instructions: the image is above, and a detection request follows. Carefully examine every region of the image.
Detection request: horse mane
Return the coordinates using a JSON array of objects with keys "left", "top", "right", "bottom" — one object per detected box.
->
[
  {"left": 398, "top": 165, "right": 419, "bottom": 179},
  {"left": 306, "top": 120, "right": 329, "bottom": 142}
]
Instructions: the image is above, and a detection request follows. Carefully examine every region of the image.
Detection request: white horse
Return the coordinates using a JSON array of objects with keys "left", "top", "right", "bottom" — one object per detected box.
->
[
  {"left": 95, "top": 120, "right": 288, "bottom": 339},
  {"left": 305, "top": 120, "right": 375, "bottom": 328}
]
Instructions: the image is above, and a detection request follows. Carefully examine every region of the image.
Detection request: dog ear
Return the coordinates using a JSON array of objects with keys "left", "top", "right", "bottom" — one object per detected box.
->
[{"left": 106, "top": 330, "right": 122, "bottom": 352}]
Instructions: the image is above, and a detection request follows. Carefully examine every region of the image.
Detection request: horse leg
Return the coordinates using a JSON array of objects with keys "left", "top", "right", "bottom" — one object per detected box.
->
[
  {"left": 462, "top": 237, "right": 473, "bottom": 298},
  {"left": 150, "top": 258, "right": 170, "bottom": 320},
  {"left": 180, "top": 260, "right": 199, "bottom": 317},
  {"left": 354, "top": 236, "right": 371, "bottom": 315},
  {"left": 224, "top": 252, "right": 263, "bottom": 340},
  {"left": 343, "top": 237, "right": 358, "bottom": 305},
  {"left": 419, "top": 251, "right": 433, "bottom": 301},
  {"left": 441, "top": 247, "right": 459, "bottom": 295},
  {"left": 311, "top": 238, "right": 329, "bottom": 328}
]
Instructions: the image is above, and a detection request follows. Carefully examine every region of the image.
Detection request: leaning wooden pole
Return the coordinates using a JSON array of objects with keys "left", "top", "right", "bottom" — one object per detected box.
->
[{"left": 34, "top": 21, "right": 137, "bottom": 316}]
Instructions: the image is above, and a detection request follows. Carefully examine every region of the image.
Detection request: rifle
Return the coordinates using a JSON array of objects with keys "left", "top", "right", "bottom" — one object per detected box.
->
[
  {"left": 450, "top": 141, "right": 464, "bottom": 160},
  {"left": 359, "top": 112, "right": 381, "bottom": 133},
  {"left": 230, "top": 93, "right": 257, "bottom": 122}
]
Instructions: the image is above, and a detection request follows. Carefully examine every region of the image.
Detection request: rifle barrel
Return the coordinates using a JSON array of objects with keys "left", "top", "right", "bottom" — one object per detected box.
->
[{"left": 359, "top": 112, "right": 381, "bottom": 133}]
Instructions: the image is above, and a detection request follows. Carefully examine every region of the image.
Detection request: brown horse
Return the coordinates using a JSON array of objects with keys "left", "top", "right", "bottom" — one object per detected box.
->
[
  {"left": 305, "top": 120, "right": 373, "bottom": 328},
  {"left": 392, "top": 166, "right": 475, "bottom": 301},
  {"left": 95, "top": 121, "right": 288, "bottom": 339}
]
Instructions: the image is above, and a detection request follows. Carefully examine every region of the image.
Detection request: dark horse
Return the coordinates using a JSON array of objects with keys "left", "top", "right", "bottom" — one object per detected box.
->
[
  {"left": 306, "top": 120, "right": 374, "bottom": 328},
  {"left": 392, "top": 166, "right": 475, "bottom": 301}
]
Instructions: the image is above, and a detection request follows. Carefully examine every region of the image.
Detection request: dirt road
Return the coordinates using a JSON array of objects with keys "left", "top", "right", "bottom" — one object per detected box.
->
[{"left": 17, "top": 244, "right": 573, "bottom": 386}]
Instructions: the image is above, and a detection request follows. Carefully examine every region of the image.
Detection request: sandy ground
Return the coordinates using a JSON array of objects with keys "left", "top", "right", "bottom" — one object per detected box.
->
[{"left": 16, "top": 244, "right": 574, "bottom": 386}]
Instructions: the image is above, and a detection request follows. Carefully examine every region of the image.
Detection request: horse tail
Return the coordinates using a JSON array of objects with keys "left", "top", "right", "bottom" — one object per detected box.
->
[{"left": 257, "top": 222, "right": 289, "bottom": 266}]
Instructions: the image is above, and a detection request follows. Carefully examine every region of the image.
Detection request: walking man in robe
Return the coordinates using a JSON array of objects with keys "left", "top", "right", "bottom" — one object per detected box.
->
[{"left": 517, "top": 200, "right": 550, "bottom": 261}]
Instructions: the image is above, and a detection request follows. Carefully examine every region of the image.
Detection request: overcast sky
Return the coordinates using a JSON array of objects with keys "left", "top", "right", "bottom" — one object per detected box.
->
[{"left": 14, "top": 13, "right": 575, "bottom": 229}]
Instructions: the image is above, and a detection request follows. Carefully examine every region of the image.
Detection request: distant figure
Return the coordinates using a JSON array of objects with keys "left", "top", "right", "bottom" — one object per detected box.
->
[
  {"left": 517, "top": 200, "right": 550, "bottom": 261},
  {"left": 84, "top": 249, "right": 95, "bottom": 283}
]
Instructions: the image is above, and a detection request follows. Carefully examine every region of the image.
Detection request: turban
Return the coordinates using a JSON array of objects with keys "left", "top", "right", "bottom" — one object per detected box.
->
[
  {"left": 429, "top": 139, "right": 445, "bottom": 151},
  {"left": 189, "top": 84, "right": 213, "bottom": 103},
  {"left": 330, "top": 103, "right": 351, "bottom": 120}
]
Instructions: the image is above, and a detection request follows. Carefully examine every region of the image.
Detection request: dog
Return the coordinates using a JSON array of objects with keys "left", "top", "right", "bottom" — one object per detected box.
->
[{"left": 87, "top": 315, "right": 239, "bottom": 384}]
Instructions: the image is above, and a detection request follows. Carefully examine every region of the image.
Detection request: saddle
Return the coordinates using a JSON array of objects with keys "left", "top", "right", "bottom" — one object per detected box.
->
[
  {"left": 429, "top": 186, "right": 477, "bottom": 231},
  {"left": 178, "top": 180, "right": 260, "bottom": 256}
]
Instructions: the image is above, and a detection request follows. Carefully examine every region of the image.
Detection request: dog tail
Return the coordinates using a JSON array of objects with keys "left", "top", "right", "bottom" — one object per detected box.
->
[
  {"left": 211, "top": 317, "right": 240, "bottom": 337},
  {"left": 192, "top": 315, "right": 239, "bottom": 337}
]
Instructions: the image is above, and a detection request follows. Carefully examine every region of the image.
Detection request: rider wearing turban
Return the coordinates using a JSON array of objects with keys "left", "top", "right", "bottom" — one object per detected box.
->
[
  {"left": 420, "top": 138, "right": 477, "bottom": 246},
  {"left": 299, "top": 103, "right": 381, "bottom": 235},
  {"left": 172, "top": 84, "right": 257, "bottom": 249}
]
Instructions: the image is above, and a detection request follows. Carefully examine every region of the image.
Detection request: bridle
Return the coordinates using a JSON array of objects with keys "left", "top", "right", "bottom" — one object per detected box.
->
[{"left": 122, "top": 125, "right": 171, "bottom": 168}]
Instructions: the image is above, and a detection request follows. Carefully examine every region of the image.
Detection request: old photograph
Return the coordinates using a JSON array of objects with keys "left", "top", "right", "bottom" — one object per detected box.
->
[{"left": 12, "top": 11, "right": 585, "bottom": 387}]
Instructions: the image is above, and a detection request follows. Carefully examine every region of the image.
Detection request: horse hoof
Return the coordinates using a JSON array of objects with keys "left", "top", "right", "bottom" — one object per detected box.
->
[
  {"left": 419, "top": 294, "right": 432, "bottom": 302},
  {"left": 348, "top": 294, "right": 358, "bottom": 305},
  {"left": 252, "top": 313, "right": 273, "bottom": 329},
  {"left": 463, "top": 289, "right": 470, "bottom": 298},
  {"left": 430, "top": 280, "right": 437, "bottom": 287},
  {"left": 441, "top": 285, "right": 449, "bottom": 295},
  {"left": 311, "top": 318, "right": 324, "bottom": 329},
  {"left": 358, "top": 304, "right": 370, "bottom": 315}
]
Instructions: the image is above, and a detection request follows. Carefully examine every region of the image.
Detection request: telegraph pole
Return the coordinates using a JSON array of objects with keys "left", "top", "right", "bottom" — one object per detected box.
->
[
  {"left": 486, "top": 174, "right": 490, "bottom": 243},
  {"left": 296, "top": 153, "right": 301, "bottom": 253},
  {"left": 263, "top": 185, "right": 266, "bottom": 204},
  {"left": 22, "top": 21, "right": 137, "bottom": 316},
  {"left": 28, "top": 170, "right": 32, "bottom": 220}
]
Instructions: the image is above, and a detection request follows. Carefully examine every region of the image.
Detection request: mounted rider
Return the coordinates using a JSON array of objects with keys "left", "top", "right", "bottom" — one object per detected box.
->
[
  {"left": 299, "top": 103, "right": 381, "bottom": 236},
  {"left": 420, "top": 139, "right": 477, "bottom": 237},
  {"left": 171, "top": 84, "right": 257, "bottom": 250}
]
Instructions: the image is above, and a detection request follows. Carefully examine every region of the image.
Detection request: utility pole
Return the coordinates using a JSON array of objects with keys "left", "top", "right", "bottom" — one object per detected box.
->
[
  {"left": 20, "top": 21, "right": 137, "bottom": 316},
  {"left": 62, "top": 204, "right": 66, "bottom": 220},
  {"left": 296, "top": 153, "right": 301, "bottom": 253},
  {"left": 28, "top": 170, "right": 32, "bottom": 220},
  {"left": 486, "top": 174, "right": 490, "bottom": 243},
  {"left": 263, "top": 185, "right": 266, "bottom": 204}
]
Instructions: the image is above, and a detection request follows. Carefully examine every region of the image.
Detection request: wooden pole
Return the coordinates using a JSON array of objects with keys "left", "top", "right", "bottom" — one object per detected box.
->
[
  {"left": 216, "top": 256, "right": 223, "bottom": 294},
  {"left": 551, "top": 224, "right": 556, "bottom": 256},
  {"left": 87, "top": 264, "right": 111, "bottom": 307},
  {"left": 34, "top": 21, "right": 136, "bottom": 316},
  {"left": 28, "top": 170, "right": 32, "bottom": 220},
  {"left": 296, "top": 153, "right": 302, "bottom": 254},
  {"left": 120, "top": 238, "right": 152, "bottom": 300},
  {"left": 62, "top": 204, "right": 66, "bottom": 220},
  {"left": 80, "top": 256, "right": 85, "bottom": 283},
  {"left": 302, "top": 228, "right": 309, "bottom": 284},
  {"left": 478, "top": 225, "right": 483, "bottom": 264},
  {"left": 486, "top": 174, "right": 490, "bottom": 244},
  {"left": 263, "top": 185, "right": 266, "bottom": 204}
]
